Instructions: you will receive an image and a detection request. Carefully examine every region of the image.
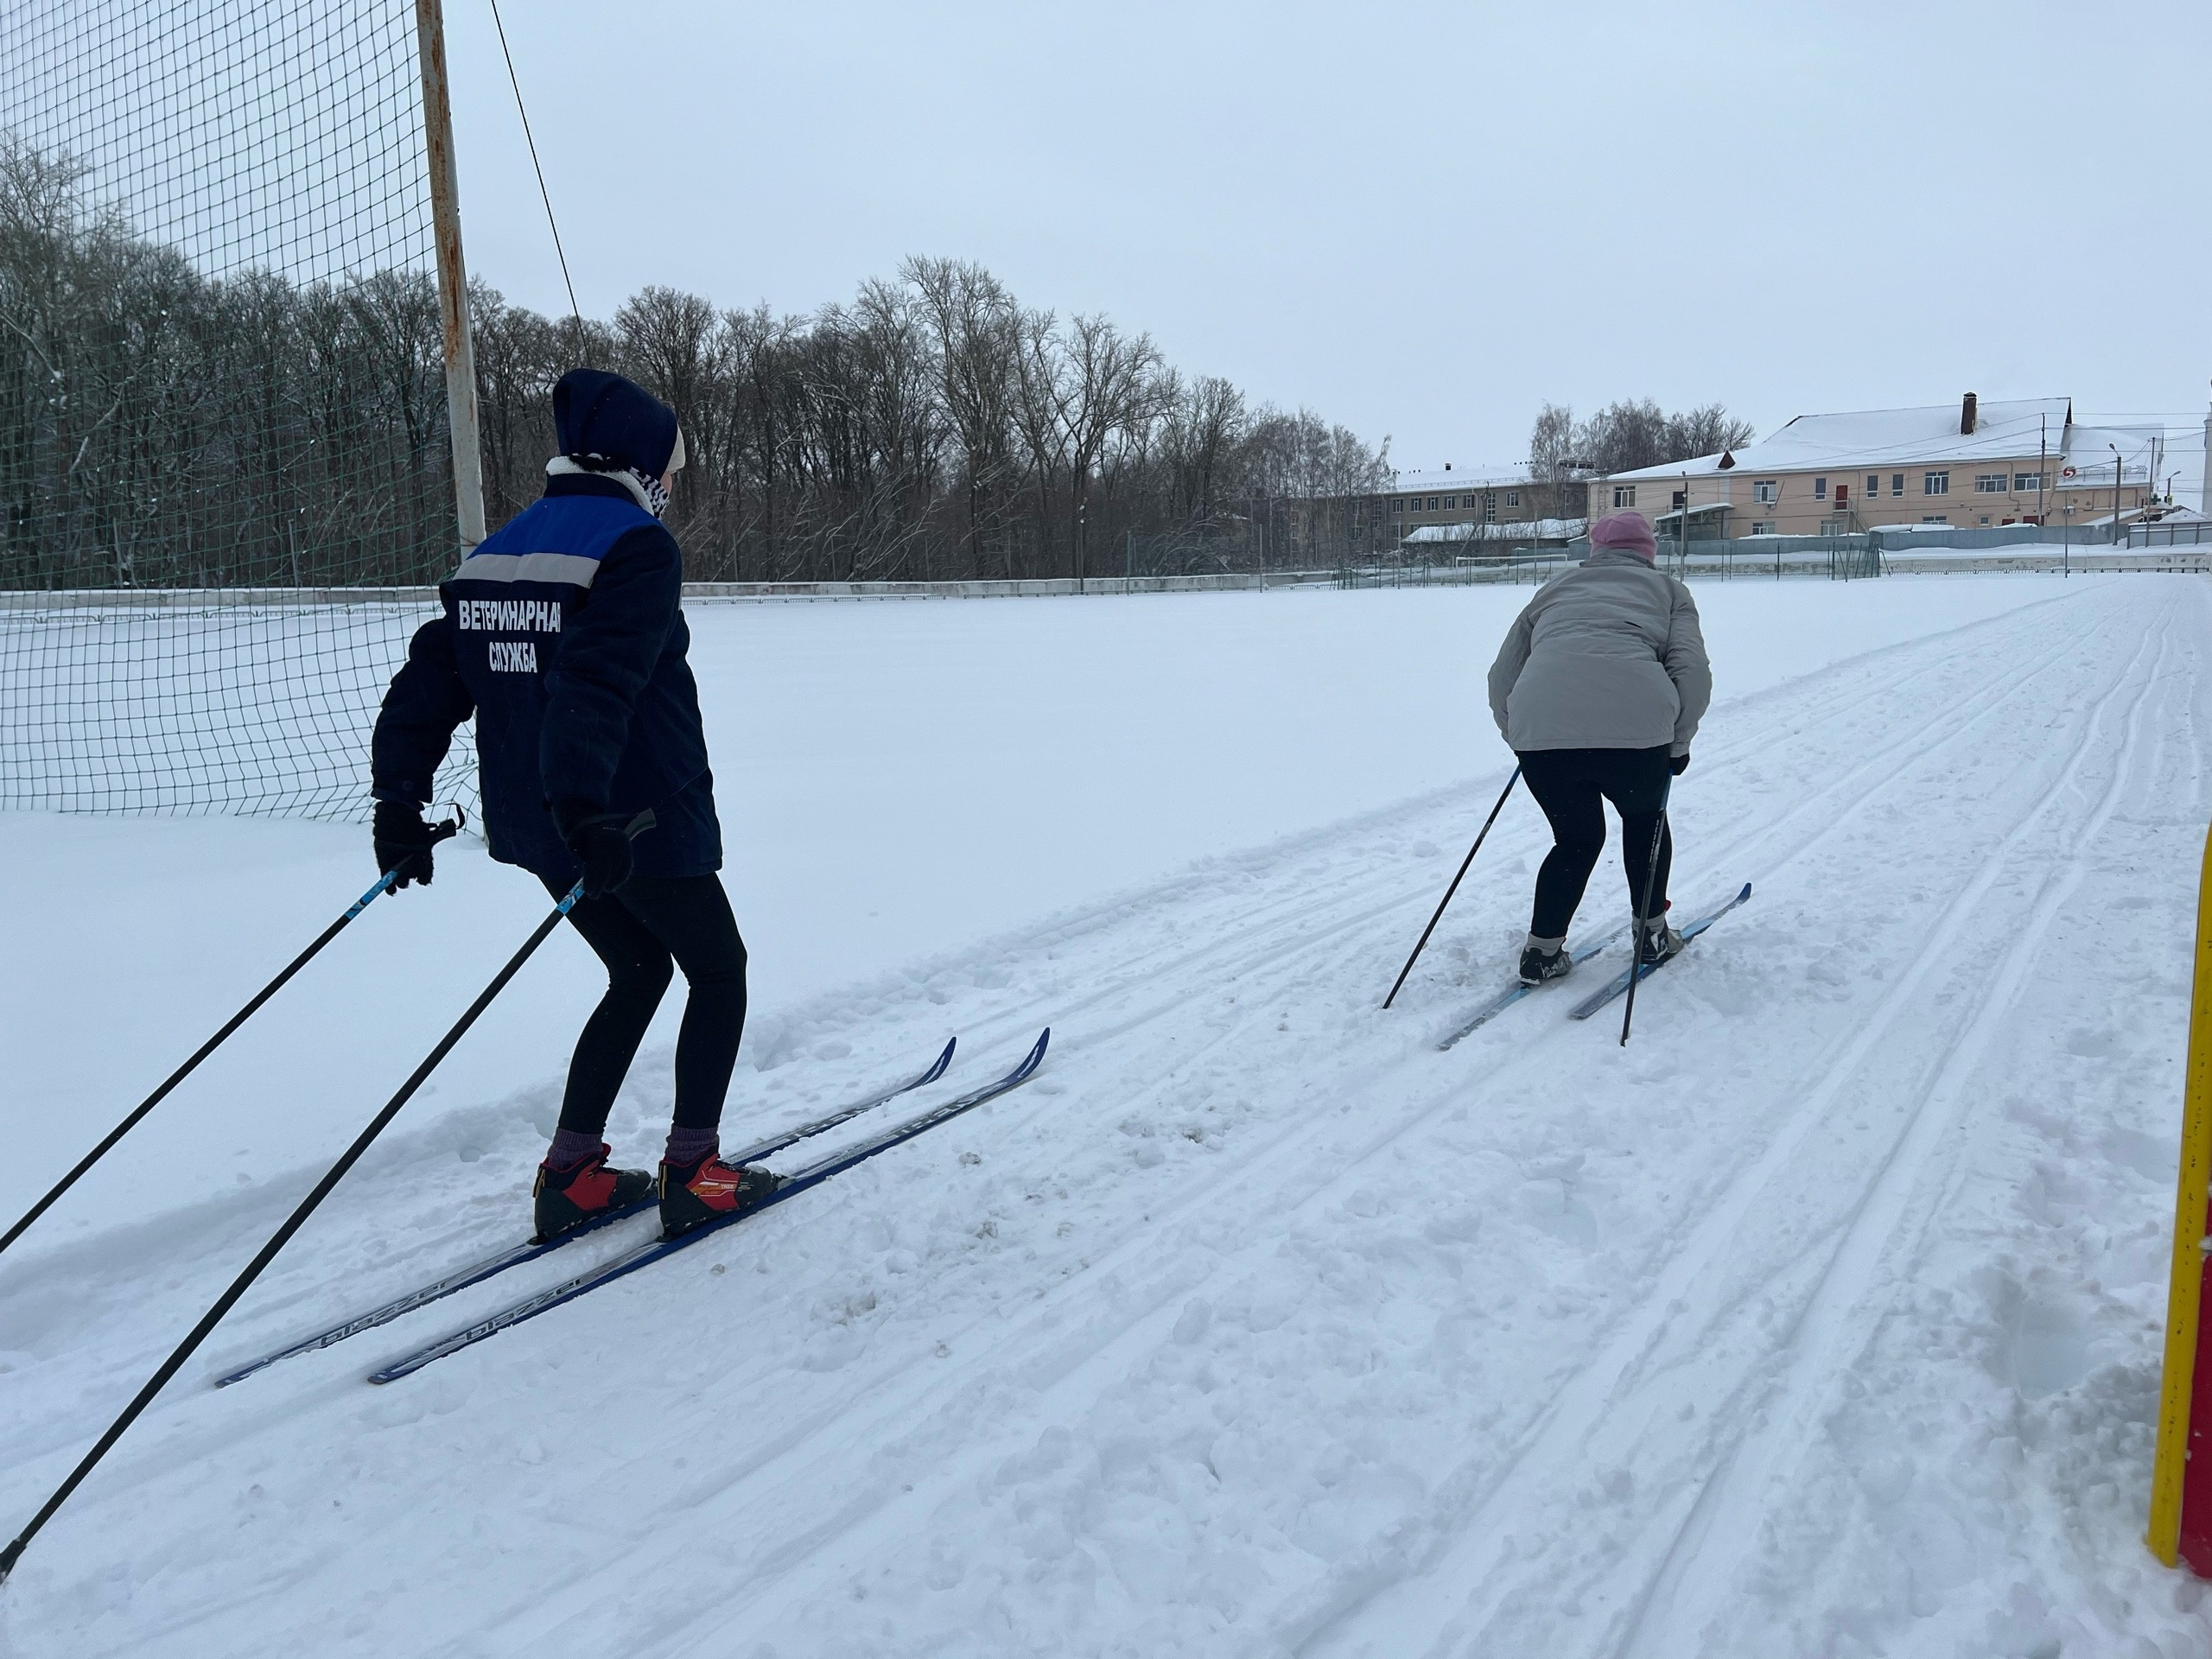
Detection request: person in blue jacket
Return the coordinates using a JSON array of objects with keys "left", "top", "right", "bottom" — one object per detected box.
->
[{"left": 371, "top": 368, "right": 775, "bottom": 1243}]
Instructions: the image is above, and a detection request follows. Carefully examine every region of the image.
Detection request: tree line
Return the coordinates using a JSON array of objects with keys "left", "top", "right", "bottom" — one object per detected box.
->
[
  {"left": 1, "top": 134, "right": 1393, "bottom": 589},
  {"left": 1528, "top": 398, "right": 1757, "bottom": 483}
]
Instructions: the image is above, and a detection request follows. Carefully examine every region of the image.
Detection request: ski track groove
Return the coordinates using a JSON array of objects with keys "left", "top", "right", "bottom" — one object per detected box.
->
[
  {"left": 1290, "top": 594, "right": 2172, "bottom": 1658},
  {"left": 461, "top": 590, "right": 2155, "bottom": 1656},
  {"left": 1604, "top": 595, "right": 2189, "bottom": 1659},
  {"left": 0, "top": 580, "right": 2164, "bottom": 1657}
]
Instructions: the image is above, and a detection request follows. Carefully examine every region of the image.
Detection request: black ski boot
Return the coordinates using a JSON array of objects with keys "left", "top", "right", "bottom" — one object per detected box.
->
[
  {"left": 1519, "top": 938, "right": 1573, "bottom": 985},
  {"left": 532, "top": 1144, "right": 653, "bottom": 1243},
  {"left": 659, "top": 1148, "right": 782, "bottom": 1240},
  {"left": 1637, "top": 915, "right": 1685, "bottom": 966}
]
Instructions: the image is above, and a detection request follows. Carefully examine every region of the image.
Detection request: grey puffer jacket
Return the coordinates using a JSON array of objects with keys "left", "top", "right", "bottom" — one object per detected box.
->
[{"left": 1487, "top": 548, "right": 1712, "bottom": 754}]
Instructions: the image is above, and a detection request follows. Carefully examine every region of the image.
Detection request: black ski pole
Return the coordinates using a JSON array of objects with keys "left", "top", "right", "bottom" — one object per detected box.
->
[
  {"left": 0, "top": 855, "right": 603, "bottom": 1586},
  {"left": 1620, "top": 778, "right": 1673, "bottom": 1047},
  {"left": 0, "top": 811, "right": 463, "bottom": 1260},
  {"left": 1382, "top": 766, "right": 1520, "bottom": 1010}
]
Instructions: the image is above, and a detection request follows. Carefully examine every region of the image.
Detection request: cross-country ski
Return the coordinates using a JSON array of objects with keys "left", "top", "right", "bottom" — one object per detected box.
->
[
  {"left": 4, "top": 5, "right": 2208, "bottom": 1652},
  {"left": 368, "top": 1029, "right": 1049, "bottom": 1383},
  {"left": 213, "top": 1039, "right": 957, "bottom": 1387},
  {"left": 1566, "top": 882, "right": 1755, "bottom": 1020},
  {"left": 1435, "top": 921, "right": 1630, "bottom": 1050}
]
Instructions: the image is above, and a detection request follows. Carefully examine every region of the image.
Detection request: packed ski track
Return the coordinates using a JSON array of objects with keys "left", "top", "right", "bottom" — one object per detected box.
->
[{"left": 3, "top": 577, "right": 2211, "bottom": 1656}]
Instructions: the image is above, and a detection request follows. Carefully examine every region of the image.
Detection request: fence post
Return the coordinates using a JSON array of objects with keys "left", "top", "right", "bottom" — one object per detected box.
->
[
  {"left": 2151, "top": 822, "right": 2212, "bottom": 1574},
  {"left": 413, "top": 0, "right": 485, "bottom": 553}
]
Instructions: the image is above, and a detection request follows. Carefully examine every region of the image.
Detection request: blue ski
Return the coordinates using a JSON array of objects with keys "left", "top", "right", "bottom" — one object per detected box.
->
[
  {"left": 1436, "top": 922, "right": 1633, "bottom": 1052},
  {"left": 1566, "top": 884, "right": 1752, "bottom": 1021},
  {"left": 368, "top": 1029, "right": 1051, "bottom": 1384},
  {"left": 214, "top": 1038, "right": 957, "bottom": 1387}
]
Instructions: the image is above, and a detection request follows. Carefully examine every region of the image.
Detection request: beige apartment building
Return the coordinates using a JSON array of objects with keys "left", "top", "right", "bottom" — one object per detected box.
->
[
  {"left": 1385, "top": 466, "right": 1587, "bottom": 542},
  {"left": 1603, "top": 395, "right": 2156, "bottom": 539}
]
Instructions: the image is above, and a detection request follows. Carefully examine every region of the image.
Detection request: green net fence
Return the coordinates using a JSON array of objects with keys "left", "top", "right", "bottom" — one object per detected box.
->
[{"left": 1, "top": 0, "right": 475, "bottom": 822}]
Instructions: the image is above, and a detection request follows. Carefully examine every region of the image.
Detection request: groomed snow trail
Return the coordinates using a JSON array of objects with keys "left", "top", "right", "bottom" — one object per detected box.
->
[{"left": 2, "top": 578, "right": 2209, "bottom": 1656}]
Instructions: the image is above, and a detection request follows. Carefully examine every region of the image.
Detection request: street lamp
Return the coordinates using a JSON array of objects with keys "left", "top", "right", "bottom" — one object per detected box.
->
[{"left": 2108, "top": 442, "right": 2125, "bottom": 544}]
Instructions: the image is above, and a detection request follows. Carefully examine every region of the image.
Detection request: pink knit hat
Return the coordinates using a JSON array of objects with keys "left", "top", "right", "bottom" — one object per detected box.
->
[{"left": 1589, "top": 512, "right": 1657, "bottom": 562}]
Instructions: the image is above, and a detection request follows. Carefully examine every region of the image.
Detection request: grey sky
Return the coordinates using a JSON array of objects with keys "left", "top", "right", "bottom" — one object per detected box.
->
[{"left": 443, "top": 0, "right": 2211, "bottom": 478}]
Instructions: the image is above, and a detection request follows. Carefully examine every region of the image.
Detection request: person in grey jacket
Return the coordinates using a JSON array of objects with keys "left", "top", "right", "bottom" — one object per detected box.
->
[{"left": 1487, "top": 511, "right": 1712, "bottom": 984}]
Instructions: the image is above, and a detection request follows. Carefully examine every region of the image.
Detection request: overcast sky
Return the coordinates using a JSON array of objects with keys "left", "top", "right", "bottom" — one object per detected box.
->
[{"left": 441, "top": 0, "right": 2211, "bottom": 480}]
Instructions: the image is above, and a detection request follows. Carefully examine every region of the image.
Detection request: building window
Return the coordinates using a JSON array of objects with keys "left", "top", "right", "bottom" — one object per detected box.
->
[
  {"left": 1752, "top": 480, "right": 1777, "bottom": 505},
  {"left": 1391, "top": 499, "right": 1403, "bottom": 512},
  {"left": 1749, "top": 521, "right": 1773, "bottom": 536},
  {"left": 1612, "top": 485, "right": 1637, "bottom": 509},
  {"left": 2013, "top": 472, "right": 2044, "bottom": 492},
  {"left": 1923, "top": 471, "right": 1949, "bottom": 496},
  {"left": 1506, "top": 490, "right": 1520, "bottom": 507},
  {"left": 1866, "top": 474, "right": 1879, "bottom": 497},
  {"left": 1427, "top": 497, "right": 1439, "bottom": 511},
  {"left": 1891, "top": 473, "right": 1905, "bottom": 497},
  {"left": 1815, "top": 476, "right": 1827, "bottom": 499},
  {"left": 1921, "top": 514, "right": 1948, "bottom": 524},
  {"left": 1978, "top": 515, "right": 1991, "bottom": 524},
  {"left": 1672, "top": 489, "right": 1688, "bottom": 509},
  {"left": 1442, "top": 496, "right": 1456, "bottom": 511},
  {"left": 1974, "top": 474, "right": 2007, "bottom": 493}
]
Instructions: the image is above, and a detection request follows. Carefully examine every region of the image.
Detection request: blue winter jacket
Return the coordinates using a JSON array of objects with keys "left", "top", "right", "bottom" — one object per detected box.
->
[{"left": 372, "top": 473, "right": 721, "bottom": 881}]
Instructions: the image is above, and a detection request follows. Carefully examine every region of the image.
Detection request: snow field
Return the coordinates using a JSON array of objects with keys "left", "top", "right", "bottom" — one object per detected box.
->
[
  {"left": 1, "top": 574, "right": 2209, "bottom": 1654},
  {"left": 3, "top": 577, "right": 2070, "bottom": 1213}
]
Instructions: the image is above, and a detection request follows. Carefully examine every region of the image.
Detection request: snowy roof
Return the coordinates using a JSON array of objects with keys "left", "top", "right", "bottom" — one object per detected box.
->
[
  {"left": 1608, "top": 397, "right": 2076, "bottom": 480},
  {"left": 2056, "top": 425, "right": 2160, "bottom": 485},
  {"left": 1403, "top": 518, "right": 1585, "bottom": 542},
  {"left": 1389, "top": 464, "right": 1532, "bottom": 493}
]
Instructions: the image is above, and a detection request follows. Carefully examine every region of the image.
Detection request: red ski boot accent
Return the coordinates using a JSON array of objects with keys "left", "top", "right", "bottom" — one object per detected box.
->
[
  {"left": 659, "top": 1150, "right": 781, "bottom": 1239},
  {"left": 532, "top": 1145, "right": 652, "bottom": 1243}
]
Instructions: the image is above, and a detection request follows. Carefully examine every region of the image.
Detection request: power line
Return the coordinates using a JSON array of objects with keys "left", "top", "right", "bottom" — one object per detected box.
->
[{"left": 486, "top": 0, "right": 588, "bottom": 364}]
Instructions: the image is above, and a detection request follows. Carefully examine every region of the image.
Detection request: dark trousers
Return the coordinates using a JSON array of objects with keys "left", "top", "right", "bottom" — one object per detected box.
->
[
  {"left": 538, "top": 872, "right": 747, "bottom": 1137},
  {"left": 1517, "top": 746, "right": 1673, "bottom": 940}
]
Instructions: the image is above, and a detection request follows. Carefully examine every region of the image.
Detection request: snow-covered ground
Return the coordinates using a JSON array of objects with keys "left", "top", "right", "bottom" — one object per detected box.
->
[{"left": 3, "top": 574, "right": 2209, "bottom": 1655}]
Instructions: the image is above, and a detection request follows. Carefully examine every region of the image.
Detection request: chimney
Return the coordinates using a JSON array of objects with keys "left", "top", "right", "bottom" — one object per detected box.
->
[{"left": 1960, "top": 392, "right": 1978, "bottom": 435}]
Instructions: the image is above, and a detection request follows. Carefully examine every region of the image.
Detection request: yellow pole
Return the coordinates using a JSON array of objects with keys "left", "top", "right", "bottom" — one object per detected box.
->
[{"left": 2149, "top": 822, "right": 2212, "bottom": 1567}]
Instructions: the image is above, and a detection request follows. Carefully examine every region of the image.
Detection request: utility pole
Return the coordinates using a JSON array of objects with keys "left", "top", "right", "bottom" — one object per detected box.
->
[
  {"left": 2038, "top": 414, "right": 2048, "bottom": 526},
  {"left": 2202, "top": 383, "right": 2212, "bottom": 515},
  {"left": 414, "top": 0, "right": 486, "bottom": 553}
]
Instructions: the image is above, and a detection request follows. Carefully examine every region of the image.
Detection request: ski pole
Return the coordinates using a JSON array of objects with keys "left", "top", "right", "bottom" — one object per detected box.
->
[
  {"left": 0, "top": 810, "right": 464, "bottom": 1260},
  {"left": 1382, "top": 766, "right": 1520, "bottom": 1010},
  {"left": 1620, "top": 778, "right": 1673, "bottom": 1047},
  {"left": 0, "top": 806, "right": 649, "bottom": 1586}
]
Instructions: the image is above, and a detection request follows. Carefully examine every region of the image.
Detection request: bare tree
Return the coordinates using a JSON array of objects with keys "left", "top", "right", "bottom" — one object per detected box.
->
[
  {"left": 0, "top": 134, "right": 1395, "bottom": 591},
  {"left": 1529, "top": 402, "right": 1576, "bottom": 480},
  {"left": 1666, "top": 402, "right": 1757, "bottom": 459},
  {"left": 1533, "top": 395, "right": 1758, "bottom": 483}
]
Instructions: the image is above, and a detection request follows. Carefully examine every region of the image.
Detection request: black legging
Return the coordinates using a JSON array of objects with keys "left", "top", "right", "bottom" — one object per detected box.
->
[
  {"left": 1517, "top": 746, "right": 1673, "bottom": 940},
  {"left": 537, "top": 872, "right": 747, "bottom": 1136}
]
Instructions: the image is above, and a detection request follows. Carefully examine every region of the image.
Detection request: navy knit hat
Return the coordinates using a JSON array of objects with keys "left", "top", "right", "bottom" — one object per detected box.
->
[{"left": 550, "top": 369, "right": 683, "bottom": 478}]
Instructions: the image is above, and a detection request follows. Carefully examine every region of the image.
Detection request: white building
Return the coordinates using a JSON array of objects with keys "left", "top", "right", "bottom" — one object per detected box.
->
[{"left": 1599, "top": 395, "right": 2159, "bottom": 539}]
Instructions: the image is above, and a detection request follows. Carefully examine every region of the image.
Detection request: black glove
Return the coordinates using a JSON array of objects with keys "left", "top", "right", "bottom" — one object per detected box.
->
[
  {"left": 1669, "top": 752, "right": 1691, "bottom": 776},
  {"left": 373, "top": 801, "right": 459, "bottom": 890},
  {"left": 551, "top": 799, "right": 634, "bottom": 899}
]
